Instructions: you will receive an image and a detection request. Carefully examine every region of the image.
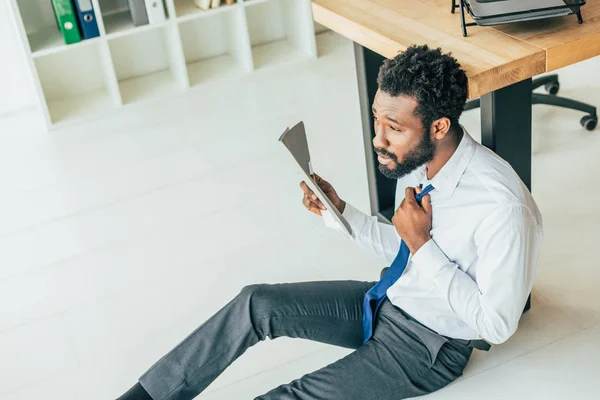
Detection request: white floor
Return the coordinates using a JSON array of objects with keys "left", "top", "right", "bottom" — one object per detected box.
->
[{"left": 1, "top": 31, "right": 600, "bottom": 400}]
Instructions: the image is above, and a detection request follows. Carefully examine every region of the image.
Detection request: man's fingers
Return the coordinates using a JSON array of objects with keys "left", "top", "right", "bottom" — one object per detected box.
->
[
  {"left": 300, "top": 181, "right": 315, "bottom": 196},
  {"left": 306, "top": 199, "right": 323, "bottom": 215},
  {"left": 303, "top": 197, "right": 317, "bottom": 208},
  {"left": 299, "top": 181, "right": 309, "bottom": 193},
  {"left": 306, "top": 191, "right": 325, "bottom": 208},
  {"left": 302, "top": 197, "right": 314, "bottom": 209},
  {"left": 303, "top": 197, "right": 326, "bottom": 211},
  {"left": 396, "top": 199, "right": 406, "bottom": 213},
  {"left": 301, "top": 178, "right": 328, "bottom": 214},
  {"left": 310, "top": 199, "right": 326, "bottom": 210},
  {"left": 315, "top": 199, "right": 326, "bottom": 210},
  {"left": 405, "top": 187, "right": 417, "bottom": 204},
  {"left": 421, "top": 194, "right": 432, "bottom": 213},
  {"left": 301, "top": 181, "right": 325, "bottom": 205},
  {"left": 312, "top": 173, "right": 331, "bottom": 191}
]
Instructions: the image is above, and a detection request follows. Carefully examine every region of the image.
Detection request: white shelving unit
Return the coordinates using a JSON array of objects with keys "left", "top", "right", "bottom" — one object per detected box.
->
[{"left": 9, "top": 0, "right": 318, "bottom": 129}]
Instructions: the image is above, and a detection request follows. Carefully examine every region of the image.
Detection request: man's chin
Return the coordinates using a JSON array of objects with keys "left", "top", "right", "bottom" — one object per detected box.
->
[
  {"left": 377, "top": 162, "right": 398, "bottom": 179},
  {"left": 377, "top": 161, "right": 415, "bottom": 180}
]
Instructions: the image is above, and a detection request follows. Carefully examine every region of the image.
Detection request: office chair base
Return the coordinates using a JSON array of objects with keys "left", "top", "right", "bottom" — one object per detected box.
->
[
  {"left": 532, "top": 93, "right": 598, "bottom": 131},
  {"left": 545, "top": 82, "right": 560, "bottom": 96},
  {"left": 581, "top": 115, "right": 598, "bottom": 131},
  {"left": 531, "top": 74, "right": 560, "bottom": 95},
  {"left": 464, "top": 76, "right": 598, "bottom": 131}
]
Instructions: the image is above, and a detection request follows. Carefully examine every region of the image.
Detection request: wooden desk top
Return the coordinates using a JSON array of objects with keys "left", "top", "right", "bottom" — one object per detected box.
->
[{"left": 312, "top": 0, "right": 600, "bottom": 99}]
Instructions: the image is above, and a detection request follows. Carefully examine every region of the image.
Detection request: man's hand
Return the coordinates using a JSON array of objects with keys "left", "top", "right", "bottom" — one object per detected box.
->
[
  {"left": 300, "top": 173, "right": 345, "bottom": 216},
  {"left": 392, "top": 186, "right": 432, "bottom": 254}
]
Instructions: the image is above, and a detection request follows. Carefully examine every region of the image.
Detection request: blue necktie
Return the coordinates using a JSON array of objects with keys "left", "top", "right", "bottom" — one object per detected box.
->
[{"left": 362, "top": 184, "right": 435, "bottom": 343}]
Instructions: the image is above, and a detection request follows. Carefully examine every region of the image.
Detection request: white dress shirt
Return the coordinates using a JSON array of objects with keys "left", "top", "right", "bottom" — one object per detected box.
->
[{"left": 323, "top": 126, "right": 543, "bottom": 344}]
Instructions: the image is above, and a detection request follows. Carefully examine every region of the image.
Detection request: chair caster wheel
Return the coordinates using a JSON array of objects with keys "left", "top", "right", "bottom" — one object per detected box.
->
[
  {"left": 544, "top": 82, "right": 560, "bottom": 95},
  {"left": 581, "top": 115, "right": 598, "bottom": 131}
]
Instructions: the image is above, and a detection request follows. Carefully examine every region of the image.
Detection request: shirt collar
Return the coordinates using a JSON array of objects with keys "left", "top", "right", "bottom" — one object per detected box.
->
[{"left": 413, "top": 124, "right": 476, "bottom": 197}]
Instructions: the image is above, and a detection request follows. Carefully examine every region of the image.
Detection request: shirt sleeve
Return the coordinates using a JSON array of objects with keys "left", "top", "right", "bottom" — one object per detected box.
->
[
  {"left": 322, "top": 202, "right": 400, "bottom": 263},
  {"left": 410, "top": 205, "right": 543, "bottom": 344}
]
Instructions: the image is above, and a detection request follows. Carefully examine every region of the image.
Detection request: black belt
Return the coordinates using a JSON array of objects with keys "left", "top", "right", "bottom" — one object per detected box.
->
[{"left": 450, "top": 338, "right": 491, "bottom": 351}]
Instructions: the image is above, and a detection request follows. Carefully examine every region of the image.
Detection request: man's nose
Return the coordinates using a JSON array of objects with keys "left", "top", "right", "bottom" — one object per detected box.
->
[{"left": 373, "top": 124, "right": 387, "bottom": 149}]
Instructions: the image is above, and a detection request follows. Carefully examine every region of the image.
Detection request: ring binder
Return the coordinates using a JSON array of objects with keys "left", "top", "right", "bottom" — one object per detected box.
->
[
  {"left": 73, "top": 0, "right": 100, "bottom": 40},
  {"left": 51, "top": 0, "right": 82, "bottom": 45}
]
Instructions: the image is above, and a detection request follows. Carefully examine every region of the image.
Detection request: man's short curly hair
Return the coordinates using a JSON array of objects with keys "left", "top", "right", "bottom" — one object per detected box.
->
[{"left": 377, "top": 44, "right": 468, "bottom": 134}]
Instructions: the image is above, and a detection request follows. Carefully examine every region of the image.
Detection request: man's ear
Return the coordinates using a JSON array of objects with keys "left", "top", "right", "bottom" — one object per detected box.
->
[{"left": 431, "top": 117, "right": 451, "bottom": 140}]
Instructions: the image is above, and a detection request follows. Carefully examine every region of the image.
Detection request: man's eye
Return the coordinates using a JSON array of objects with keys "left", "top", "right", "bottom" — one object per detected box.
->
[
  {"left": 390, "top": 126, "right": 400, "bottom": 131},
  {"left": 372, "top": 115, "right": 378, "bottom": 121}
]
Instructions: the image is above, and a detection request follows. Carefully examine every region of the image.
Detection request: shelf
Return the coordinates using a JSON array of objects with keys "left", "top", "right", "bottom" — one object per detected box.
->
[
  {"left": 17, "top": 0, "right": 58, "bottom": 53},
  {"left": 245, "top": 0, "right": 316, "bottom": 70},
  {"left": 102, "top": 9, "right": 171, "bottom": 40},
  {"left": 12, "top": 0, "right": 317, "bottom": 129},
  {"left": 118, "top": 69, "right": 179, "bottom": 104},
  {"left": 31, "top": 36, "right": 102, "bottom": 59},
  {"left": 28, "top": 26, "right": 63, "bottom": 54},
  {"left": 108, "top": 25, "right": 185, "bottom": 105},
  {"left": 34, "top": 42, "right": 118, "bottom": 124},
  {"left": 243, "top": 0, "right": 275, "bottom": 7},
  {"left": 187, "top": 54, "right": 245, "bottom": 86},
  {"left": 179, "top": 6, "right": 252, "bottom": 87},
  {"left": 174, "top": 0, "right": 239, "bottom": 21},
  {"left": 251, "top": 39, "right": 304, "bottom": 70},
  {"left": 103, "top": 9, "right": 136, "bottom": 36},
  {"left": 47, "top": 89, "right": 115, "bottom": 124},
  {"left": 17, "top": 0, "right": 100, "bottom": 56}
]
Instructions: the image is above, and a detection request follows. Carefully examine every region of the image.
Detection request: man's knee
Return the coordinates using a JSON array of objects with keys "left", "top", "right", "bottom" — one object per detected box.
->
[
  {"left": 239, "top": 283, "right": 270, "bottom": 301},
  {"left": 239, "top": 284, "right": 275, "bottom": 319},
  {"left": 238, "top": 283, "right": 277, "bottom": 339}
]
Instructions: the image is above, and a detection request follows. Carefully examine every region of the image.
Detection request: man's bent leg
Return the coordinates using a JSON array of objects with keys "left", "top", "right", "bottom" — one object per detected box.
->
[
  {"left": 256, "top": 299, "right": 472, "bottom": 400},
  {"left": 138, "top": 280, "right": 375, "bottom": 400}
]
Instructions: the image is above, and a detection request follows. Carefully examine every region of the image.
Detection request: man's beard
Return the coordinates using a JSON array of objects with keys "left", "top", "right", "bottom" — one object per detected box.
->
[{"left": 376, "top": 130, "right": 436, "bottom": 180}]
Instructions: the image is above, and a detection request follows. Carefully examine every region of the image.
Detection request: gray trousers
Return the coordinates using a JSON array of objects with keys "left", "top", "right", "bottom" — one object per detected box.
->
[{"left": 138, "top": 280, "right": 472, "bottom": 400}]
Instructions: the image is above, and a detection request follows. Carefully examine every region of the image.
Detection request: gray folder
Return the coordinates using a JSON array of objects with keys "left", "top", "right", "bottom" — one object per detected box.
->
[
  {"left": 278, "top": 121, "right": 353, "bottom": 237},
  {"left": 128, "top": 0, "right": 149, "bottom": 26}
]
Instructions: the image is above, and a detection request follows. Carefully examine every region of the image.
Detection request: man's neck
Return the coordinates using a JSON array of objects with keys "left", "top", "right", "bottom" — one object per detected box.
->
[{"left": 425, "top": 126, "right": 463, "bottom": 180}]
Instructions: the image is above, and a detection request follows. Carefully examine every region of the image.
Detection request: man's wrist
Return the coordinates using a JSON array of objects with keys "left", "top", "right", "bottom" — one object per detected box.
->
[{"left": 407, "top": 235, "right": 431, "bottom": 254}]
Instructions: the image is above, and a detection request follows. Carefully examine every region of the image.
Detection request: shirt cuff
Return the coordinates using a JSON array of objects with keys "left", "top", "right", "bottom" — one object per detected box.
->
[
  {"left": 410, "top": 238, "right": 453, "bottom": 279},
  {"left": 322, "top": 202, "right": 367, "bottom": 240}
]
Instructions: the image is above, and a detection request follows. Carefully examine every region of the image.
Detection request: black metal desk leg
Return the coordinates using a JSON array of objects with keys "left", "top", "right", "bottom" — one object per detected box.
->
[
  {"left": 354, "top": 42, "right": 396, "bottom": 223},
  {"left": 480, "top": 78, "right": 534, "bottom": 312},
  {"left": 480, "top": 78, "right": 533, "bottom": 190}
]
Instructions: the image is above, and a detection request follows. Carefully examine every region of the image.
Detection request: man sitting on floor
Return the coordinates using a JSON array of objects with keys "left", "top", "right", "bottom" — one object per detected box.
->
[{"left": 118, "top": 44, "right": 543, "bottom": 400}]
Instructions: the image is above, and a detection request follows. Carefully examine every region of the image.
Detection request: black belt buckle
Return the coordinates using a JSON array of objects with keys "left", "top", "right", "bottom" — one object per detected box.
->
[{"left": 461, "top": 339, "right": 491, "bottom": 351}]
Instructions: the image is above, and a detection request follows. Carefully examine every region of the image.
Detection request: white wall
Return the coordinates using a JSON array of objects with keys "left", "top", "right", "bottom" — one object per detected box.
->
[{"left": 0, "top": 0, "right": 37, "bottom": 117}]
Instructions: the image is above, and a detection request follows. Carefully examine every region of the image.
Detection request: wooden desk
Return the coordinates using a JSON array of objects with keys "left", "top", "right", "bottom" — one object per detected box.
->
[{"left": 313, "top": 0, "right": 600, "bottom": 222}]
